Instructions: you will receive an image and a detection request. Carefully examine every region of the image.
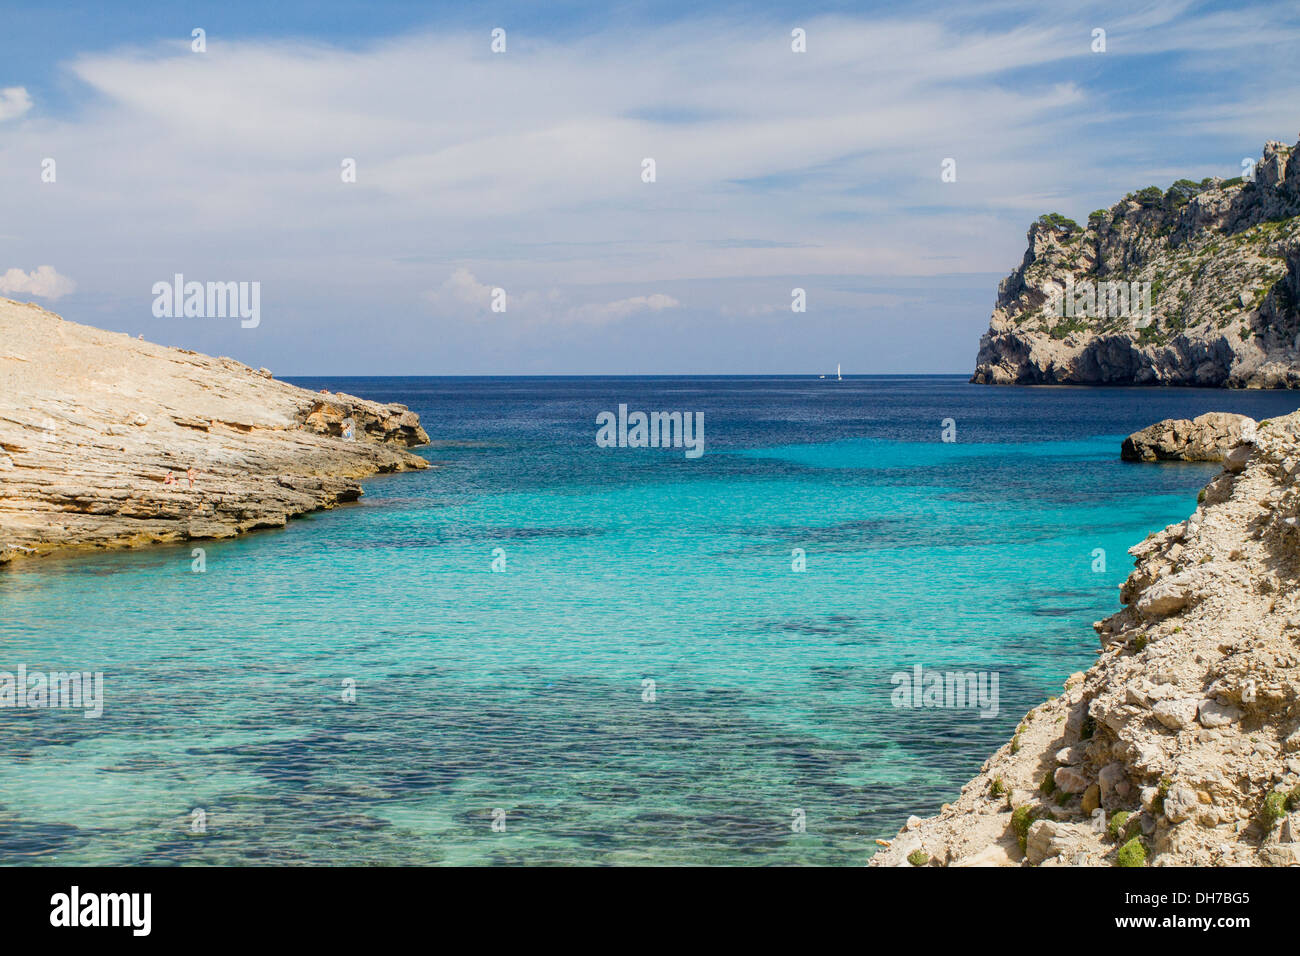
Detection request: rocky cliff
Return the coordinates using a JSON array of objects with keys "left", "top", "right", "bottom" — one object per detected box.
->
[
  {"left": 870, "top": 407, "right": 1300, "bottom": 866},
  {"left": 972, "top": 135, "right": 1300, "bottom": 387},
  {"left": 0, "top": 298, "right": 429, "bottom": 565}
]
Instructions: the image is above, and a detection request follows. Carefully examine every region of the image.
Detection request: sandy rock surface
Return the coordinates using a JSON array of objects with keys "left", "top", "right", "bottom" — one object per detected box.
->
[{"left": 0, "top": 298, "right": 429, "bottom": 564}]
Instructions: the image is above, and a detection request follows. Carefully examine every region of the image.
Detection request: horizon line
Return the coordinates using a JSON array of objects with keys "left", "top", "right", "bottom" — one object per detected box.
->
[{"left": 280, "top": 371, "right": 976, "bottom": 379}]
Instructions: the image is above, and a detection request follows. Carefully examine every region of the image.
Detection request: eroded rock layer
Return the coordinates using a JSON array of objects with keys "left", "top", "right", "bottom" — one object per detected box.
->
[{"left": 0, "top": 298, "right": 429, "bottom": 564}]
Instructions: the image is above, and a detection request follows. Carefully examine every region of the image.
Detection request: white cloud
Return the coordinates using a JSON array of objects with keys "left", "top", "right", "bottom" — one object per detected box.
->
[
  {"left": 0, "top": 5, "right": 1295, "bottom": 369},
  {"left": 0, "top": 266, "right": 76, "bottom": 300},
  {"left": 426, "top": 269, "right": 679, "bottom": 326},
  {"left": 1, "top": 17, "right": 1123, "bottom": 290},
  {"left": 0, "top": 87, "right": 32, "bottom": 122},
  {"left": 567, "top": 293, "right": 680, "bottom": 324},
  {"left": 425, "top": 267, "right": 496, "bottom": 312}
]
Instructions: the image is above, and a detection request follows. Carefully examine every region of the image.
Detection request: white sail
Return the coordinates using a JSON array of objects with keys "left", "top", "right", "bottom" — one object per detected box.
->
[{"left": 837, "top": 363, "right": 842, "bottom": 381}]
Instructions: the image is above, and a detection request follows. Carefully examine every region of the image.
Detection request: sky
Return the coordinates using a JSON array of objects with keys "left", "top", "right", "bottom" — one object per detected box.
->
[{"left": 1, "top": 0, "right": 1298, "bottom": 374}]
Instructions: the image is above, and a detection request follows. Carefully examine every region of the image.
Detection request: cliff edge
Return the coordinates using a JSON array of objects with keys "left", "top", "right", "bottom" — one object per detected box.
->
[
  {"left": 0, "top": 298, "right": 429, "bottom": 564},
  {"left": 871, "top": 406, "right": 1300, "bottom": 866},
  {"left": 972, "top": 134, "right": 1300, "bottom": 387}
]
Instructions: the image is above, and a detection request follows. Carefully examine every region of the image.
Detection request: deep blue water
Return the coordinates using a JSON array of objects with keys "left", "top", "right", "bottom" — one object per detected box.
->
[{"left": 2, "top": 376, "right": 1297, "bottom": 865}]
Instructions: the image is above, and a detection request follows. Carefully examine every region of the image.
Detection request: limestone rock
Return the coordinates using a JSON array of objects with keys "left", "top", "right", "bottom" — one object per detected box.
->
[
  {"left": 1152, "top": 698, "right": 1199, "bottom": 731},
  {"left": 1163, "top": 786, "right": 1200, "bottom": 823},
  {"left": 972, "top": 136, "right": 1300, "bottom": 388},
  {"left": 1136, "top": 570, "right": 1207, "bottom": 620},
  {"left": 1054, "top": 766, "right": 1089, "bottom": 794},
  {"left": 1259, "top": 845, "right": 1300, "bottom": 866},
  {"left": 1224, "top": 443, "right": 1254, "bottom": 473},
  {"left": 872, "top": 404, "right": 1300, "bottom": 868},
  {"left": 951, "top": 844, "right": 1016, "bottom": 867},
  {"left": 1197, "top": 699, "right": 1243, "bottom": 728},
  {"left": 1121, "top": 413, "right": 1256, "bottom": 462},
  {"left": 0, "top": 298, "right": 431, "bottom": 564}
]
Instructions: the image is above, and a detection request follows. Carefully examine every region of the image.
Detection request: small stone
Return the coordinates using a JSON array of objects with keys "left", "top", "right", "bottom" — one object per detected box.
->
[
  {"left": 1153, "top": 698, "right": 1199, "bottom": 731},
  {"left": 905, "top": 815, "right": 922, "bottom": 831},
  {"left": 1055, "top": 746, "right": 1083, "bottom": 765},
  {"left": 1025, "top": 821, "right": 1060, "bottom": 865},
  {"left": 1054, "top": 766, "right": 1089, "bottom": 794},
  {"left": 1198, "top": 699, "right": 1243, "bottom": 728}
]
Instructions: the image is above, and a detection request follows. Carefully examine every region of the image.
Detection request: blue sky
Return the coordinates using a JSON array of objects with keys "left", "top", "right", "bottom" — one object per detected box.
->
[{"left": 1, "top": 0, "right": 1297, "bottom": 373}]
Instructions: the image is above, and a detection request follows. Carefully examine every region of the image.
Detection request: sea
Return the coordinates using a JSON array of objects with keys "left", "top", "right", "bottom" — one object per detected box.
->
[{"left": 2, "top": 376, "right": 1297, "bottom": 865}]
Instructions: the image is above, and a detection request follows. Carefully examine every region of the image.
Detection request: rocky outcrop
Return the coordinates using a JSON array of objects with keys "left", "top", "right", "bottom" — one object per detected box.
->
[
  {"left": 871, "top": 408, "right": 1300, "bottom": 866},
  {"left": 972, "top": 135, "right": 1300, "bottom": 387},
  {"left": 1121, "top": 412, "right": 1256, "bottom": 462},
  {"left": 0, "top": 298, "right": 429, "bottom": 564}
]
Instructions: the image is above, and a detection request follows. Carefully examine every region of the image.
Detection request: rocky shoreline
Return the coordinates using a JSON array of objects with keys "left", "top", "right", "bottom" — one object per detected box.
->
[
  {"left": 0, "top": 297, "right": 430, "bottom": 565},
  {"left": 971, "top": 135, "right": 1300, "bottom": 387},
  {"left": 871, "top": 406, "right": 1300, "bottom": 866}
]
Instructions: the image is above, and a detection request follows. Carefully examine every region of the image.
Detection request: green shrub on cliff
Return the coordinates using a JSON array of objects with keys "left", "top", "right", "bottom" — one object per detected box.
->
[
  {"left": 1134, "top": 186, "right": 1164, "bottom": 208},
  {"left": 1037, "top": 212, "right": 1080, "bottom": 235},
  {"left": 1152, "top": 776, "right": 1172, "bottom": 816},
  {"left": 1116, "top": 837, "right": 1147, "bottom": 867},
  {"left": 907, "top": 849, "right": 929, "bottom": 866},
  {"left": 1107, "top": 810, "right": 1131, "bottom": 840},
  {"left": 1164, "top": 179, "right": 1202, "bottom": 209},
  {"left": 1260, "top": 792, "right": 1287, "bottom": 830},
  {"left": 1012, "top": 805, "right": 1035, "bottom": 852}
]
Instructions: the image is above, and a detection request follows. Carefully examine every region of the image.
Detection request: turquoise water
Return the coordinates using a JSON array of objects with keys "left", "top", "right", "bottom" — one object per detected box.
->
[{"left": 3, "top": 376, "right": 1298, "bottom": 865}]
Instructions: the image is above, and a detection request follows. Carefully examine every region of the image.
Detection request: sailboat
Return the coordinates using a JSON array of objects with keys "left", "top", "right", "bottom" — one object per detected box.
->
[{"left": 837, "top": 363, "right": 842, "bottom": 381}]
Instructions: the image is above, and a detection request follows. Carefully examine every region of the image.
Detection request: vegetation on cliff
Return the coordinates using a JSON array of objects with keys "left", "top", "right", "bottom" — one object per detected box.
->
[{"left": 973, "top": 135, "right": 1300, "bottom": 387}]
